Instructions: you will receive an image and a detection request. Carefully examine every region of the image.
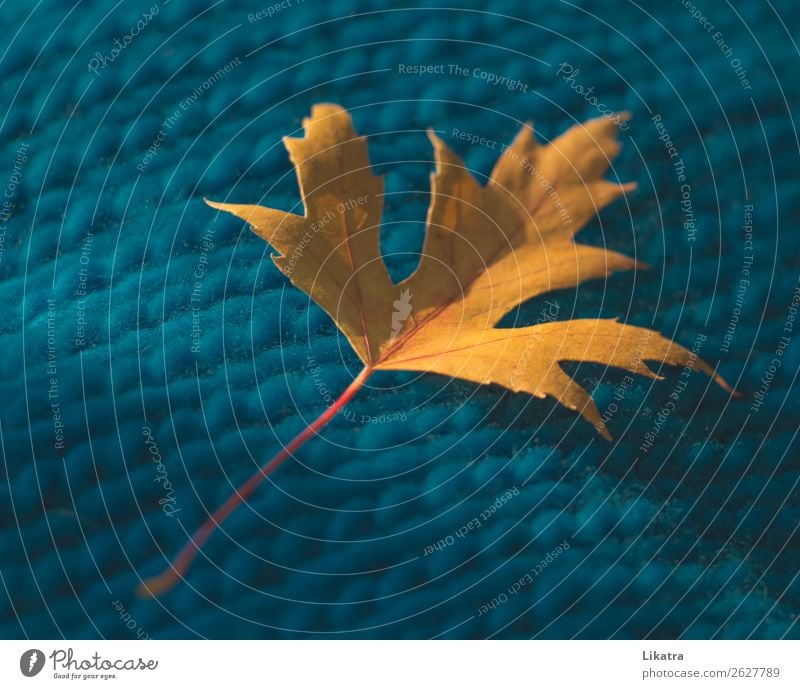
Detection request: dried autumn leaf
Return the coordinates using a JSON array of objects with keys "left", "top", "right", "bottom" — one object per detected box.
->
[
  {"left": 140, "top": 103, "right": 732, "bottom": 597},
  {"left": 206, "top": 103, "right": 731, "bottom": 437}
]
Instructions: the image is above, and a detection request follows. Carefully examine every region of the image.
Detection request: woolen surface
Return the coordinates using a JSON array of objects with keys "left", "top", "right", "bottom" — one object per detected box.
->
[{"left": 1, "top": 0, "right": 799, "bottom": 638}]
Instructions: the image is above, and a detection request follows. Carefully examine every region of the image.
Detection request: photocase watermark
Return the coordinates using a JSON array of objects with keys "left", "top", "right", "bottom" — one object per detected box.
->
[
  {"left": 112, "top": 599, "right": 149, "bottom": 639},
  {"left": 510, "top": 152, "right": 571, "bottom": 226},
  {"left": 398, "top": 63, "right": 529, "bottom": 92},
  {"left": 75, "top": 230, "right": 94, "bottom": 348},
  {"left": 48, "top": 647, "right": 158, "bottom": 680},
  {"left": 477, "top": 540, "right": 570, "bottom": 616},
  {"left": 46, "top": 298, "right": 65, "bottom": 452},
  {"left": 450, "top": 128, "right": 505, "bottom": 151},
  {"left": 721, "top": 203, "right": 754, "bottom": 354},
  {"left": 20, "top": 650, "right": 45, "bottom": 677},
  {"left": 137, "top": 56, "right": 242, "bottom": 172},
  {"left": 598, "top": 374, "right": 635, "bottom": 432},
  {"left": 306, "top": 356, "right": 335, "bottom": 408},
  {"left": 282, "top": 195, "right": 369, "bottom": 276},
  {"left": 597, "top": 331, "right": 652, "bottom": 434},
  {"left": 307, "top": 354, "right": 408, "bottom": 424},
  {"left": 509, "top": 300, "right": 561, "bottom": 387},
  {"left": 651, "top": 113, "right": 695, "bottom": 242},
  {"left": 391, "top": 288, "right": 412, "bottom": 340},
  {"left": 423, "top": 486, "right": 519, "bottom": 556},
  {"left": 651, "top": 113, "right": 679, "bottom": 160},
  {"left": 750, "top": 280, "right": 799, "bottom": 413},
  {"left": 450, "top": 127, "right": 571, "bottom": 227},
  {"left": 679, "top": 0, "right": 751, "bottom": 90},
  {"left": 0, "top": 141, "right": 29, "bottom": 267},
  {"left": 555, "top": 63, "right": 629, "bottom": 130},
  {"left": 638, "top": 332, "right": 708, "bottom": 453},
  {"left": 350, "top": 410, "right": 407, "bottom": 424},
  {"left": 87, "top": 3, "right": 167, "bottom": 75},
  {"left": 247, "top": 0, "right": 304, "bottom": 22},
  {"left": 142, "top": 426, "right": 180, "bottom": 517},
  {"left": 190, "top": 226, "right": 215, "bottom": 354},
  {"left": 450, "top": 63, "right": 529, "bottom": 92}
]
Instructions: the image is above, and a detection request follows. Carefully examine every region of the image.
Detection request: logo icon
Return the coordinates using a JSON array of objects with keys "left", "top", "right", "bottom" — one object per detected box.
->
[
  {"left": 390, "top": 289, "right": 413, "bottom": 340},
  {"left": 20, "top": 649, "right": 45, "bottom": 677}
]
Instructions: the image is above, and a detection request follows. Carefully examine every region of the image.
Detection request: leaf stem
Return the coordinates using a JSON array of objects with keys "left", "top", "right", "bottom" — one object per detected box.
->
[{"left": 137, "top": 365, "right": 373, "bottom": 598}]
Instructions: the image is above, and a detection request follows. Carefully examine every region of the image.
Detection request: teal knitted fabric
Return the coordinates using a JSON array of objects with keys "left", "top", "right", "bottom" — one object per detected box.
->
[{"left": 1, "top": 0, "right": 799, "bottom": 639}]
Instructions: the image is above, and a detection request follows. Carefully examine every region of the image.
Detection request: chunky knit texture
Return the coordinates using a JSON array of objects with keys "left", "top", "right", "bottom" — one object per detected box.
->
[{"left": 1, "top": 0, "right": 799, "bottom": 639}]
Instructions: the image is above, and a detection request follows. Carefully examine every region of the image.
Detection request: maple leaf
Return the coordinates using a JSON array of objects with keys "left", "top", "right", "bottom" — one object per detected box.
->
[
  {"left": 205, "top": 103, "right": 731, "bottom": 438},
  {"left": 140, "top": 103, "right": 733, "bottom": 597}
]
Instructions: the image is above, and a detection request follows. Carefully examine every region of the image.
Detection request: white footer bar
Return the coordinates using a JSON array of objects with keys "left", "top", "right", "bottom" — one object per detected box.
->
[{"left": 1, "top": 640, "right": 795, "bottom": 687}]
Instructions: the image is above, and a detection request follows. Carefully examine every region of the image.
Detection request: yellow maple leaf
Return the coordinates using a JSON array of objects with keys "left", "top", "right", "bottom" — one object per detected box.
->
[
  {"left": 207, "top": 103, "right": 731, "bottom": 436},
  {"left": 140, "top": 103, "right": 732, "bottom": 597}
]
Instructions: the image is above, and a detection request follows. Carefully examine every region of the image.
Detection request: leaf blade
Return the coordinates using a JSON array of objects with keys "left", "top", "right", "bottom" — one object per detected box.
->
[{"left": 210, "top": 104, "right": 732, "bottom": 438}]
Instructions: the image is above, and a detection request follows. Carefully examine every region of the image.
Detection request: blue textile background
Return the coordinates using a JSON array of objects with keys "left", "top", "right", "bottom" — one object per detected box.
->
[{"left": 1, "top": 0, "right": 799, "bottom": 639}]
